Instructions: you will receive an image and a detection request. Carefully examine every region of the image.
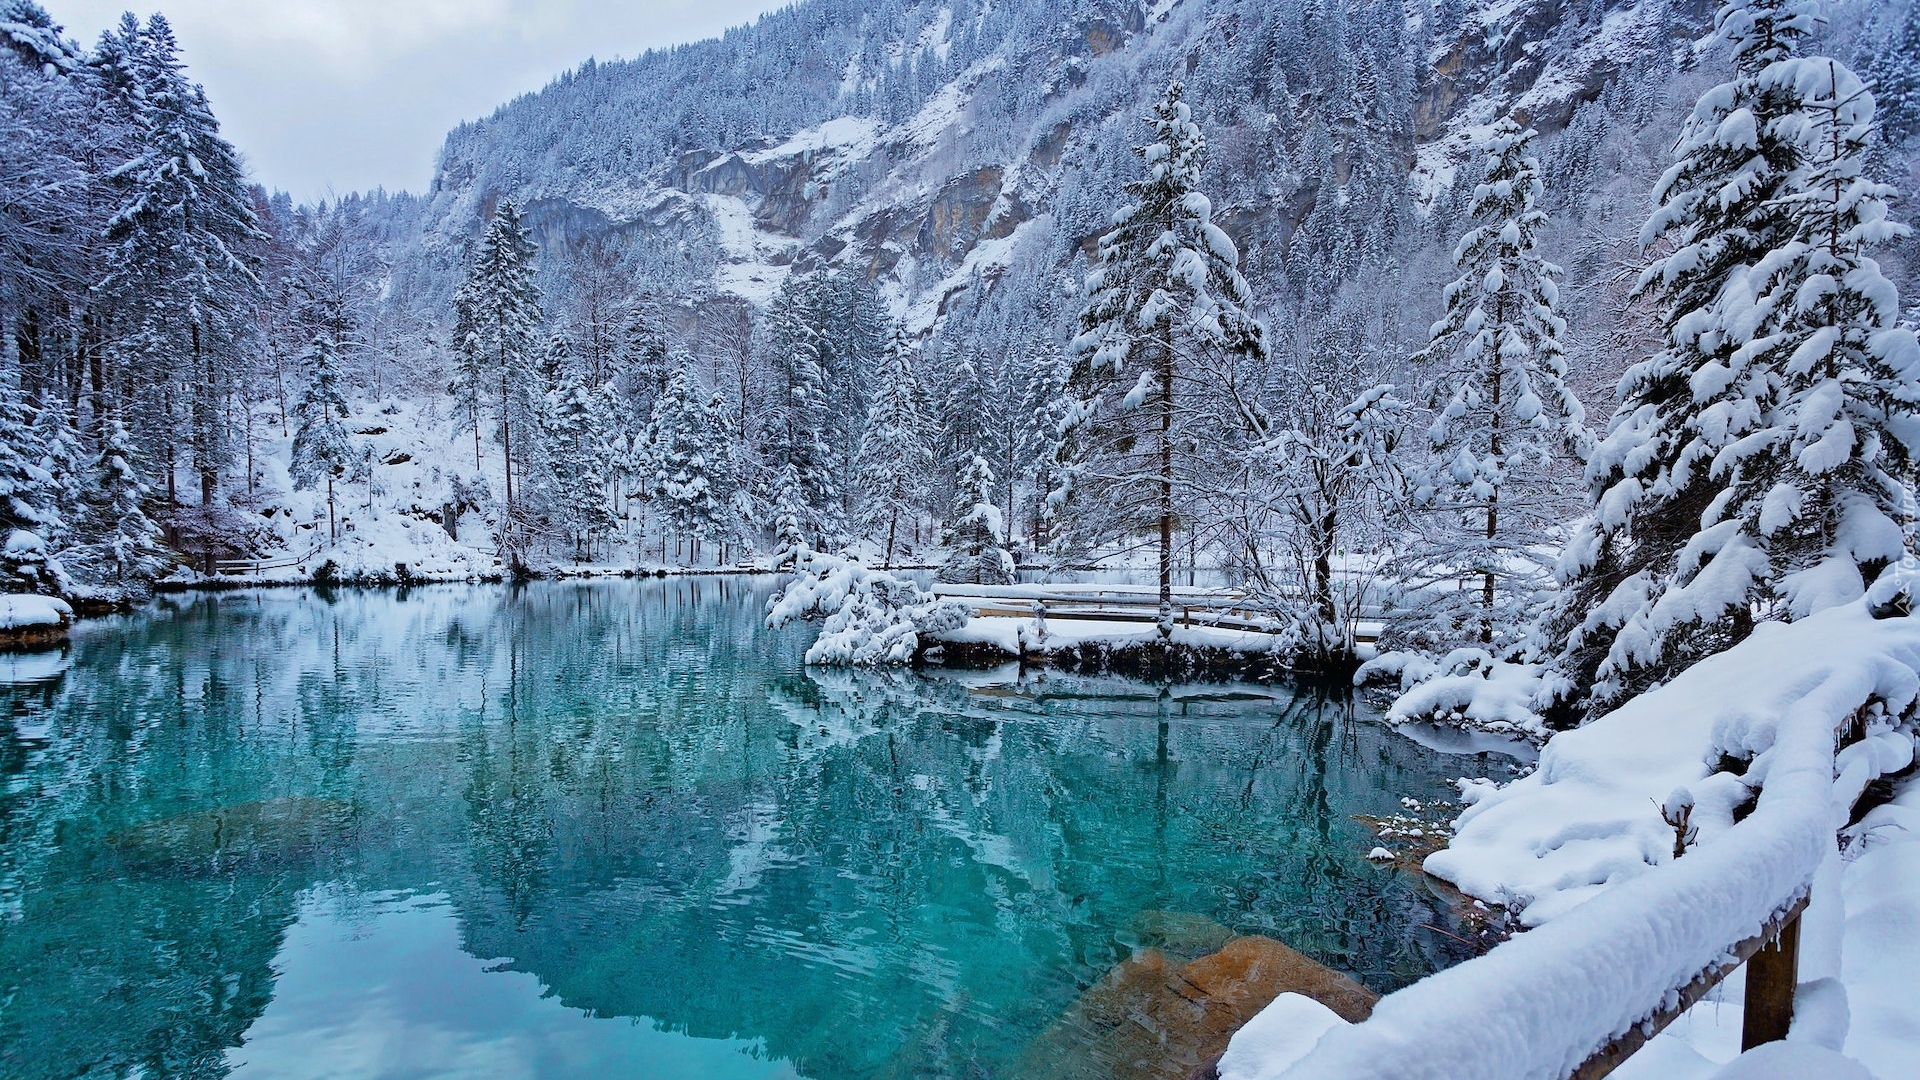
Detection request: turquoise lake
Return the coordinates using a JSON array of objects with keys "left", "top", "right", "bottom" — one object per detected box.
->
[{"left": 0, "top": 580, "right": 1506, "bottom": 1080}]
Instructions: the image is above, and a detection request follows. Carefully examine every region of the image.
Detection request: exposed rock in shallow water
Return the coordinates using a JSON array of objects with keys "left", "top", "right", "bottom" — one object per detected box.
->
[{"left": 1019, "top": 928, "right": 1377, "bottom": 1080}]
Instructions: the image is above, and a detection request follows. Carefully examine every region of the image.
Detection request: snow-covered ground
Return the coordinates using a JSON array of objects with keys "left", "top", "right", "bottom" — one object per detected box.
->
[{"left": 1218, "top": 599, "right": 1920, "bottom": 1079}]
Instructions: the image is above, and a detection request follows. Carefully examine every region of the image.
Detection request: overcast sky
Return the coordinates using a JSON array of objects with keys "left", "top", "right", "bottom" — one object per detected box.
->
[{"left": 49, "top": 1, "right": 793, "bottom": 203}]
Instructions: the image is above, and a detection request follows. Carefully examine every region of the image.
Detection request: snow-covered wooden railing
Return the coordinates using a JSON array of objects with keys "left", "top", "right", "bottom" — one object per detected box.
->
[
  {"left": 930, "top": 583, "right": 1387, "bottom": 639},
  {"left": 1266, "top": 602, "right": 1920, "bottom": 1080},
  {"left": 213, "top": 543, "right": 326, "bottom": 576}
]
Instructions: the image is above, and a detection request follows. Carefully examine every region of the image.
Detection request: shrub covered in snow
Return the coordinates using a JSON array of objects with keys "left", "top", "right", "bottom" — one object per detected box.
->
[
  {"left": 767, "top": 548, "right": 970, "bottom": 666},
  {"left": 1356, "top": 648, "right": 1562, "bottom": 743}
]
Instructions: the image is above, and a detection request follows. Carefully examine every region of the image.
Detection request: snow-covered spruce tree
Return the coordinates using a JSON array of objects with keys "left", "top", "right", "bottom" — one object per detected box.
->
[
  {"left": 938, "top": 455, "right": 1015, "bottom": 585},
  {"left": 1863, "top": 3, "right": 1920, "bottom": 150},
  {"left": 769, "top": 464, "right": 812, "bottom": 557},
  {"left": 1059, "top": 80, "right": 1265, "bottom": 634},
  {"left": 30, "top": 391, "right": 82, "bottom": 549},
  {"left": 1017, "top": 336, "right": 1071, "bottom": 552},
  {"left": 646, "top": 365, "right": 733, "bottom": 564},
  {"left": 0, "top": 363, "right": 60, "bottom": 593},
  {"left": 765, "top": 276, "right": 840, "bottom": 545},
  {"left": 451, "top": 201, "right": 545, "bottom": 561},
  {"left": 1709, "top": 58, "right": 1920, "bottom": 617},
  {"left": 1546, "top": 0, "right": 1833, "bottom": 718},
  {"left": 854, "top": 327, "right": 934, "bottom": 570},
  {"left": 542, "top": 362, "right": 618, "bottom": 560},
  {"left": 288, "top": 330, "right": 352, "bottom": 543},
  {"left": 1407, "top": 119, "right": 1584, "bottom": 652},
  {"left": 0, "top": 0, "right": 80, "bottom": 71},
  {"left": 100, "top": 14, "right": 262, "bottom": 510},
  {"left": 71, "top": 416, "right": 170, "bottom": 596}
]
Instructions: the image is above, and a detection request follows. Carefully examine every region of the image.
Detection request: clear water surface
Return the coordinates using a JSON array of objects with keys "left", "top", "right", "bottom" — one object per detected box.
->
[{"left": 0, "top": 580, "right": 1512, "bottom": 1080}]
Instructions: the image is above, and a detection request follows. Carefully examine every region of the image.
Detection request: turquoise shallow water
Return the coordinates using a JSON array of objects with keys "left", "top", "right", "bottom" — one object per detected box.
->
[{"left": 0, "top": 580, "right": 1504, "bottom": 1080}]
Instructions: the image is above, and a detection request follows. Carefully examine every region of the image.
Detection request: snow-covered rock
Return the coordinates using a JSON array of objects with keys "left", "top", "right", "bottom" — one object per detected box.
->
[
  {"left": 1216, "top": 993, "right": 1348, "bottom": 1080},
  {"left": 0, "top": 593, "right": 71, "bottom": 630}
]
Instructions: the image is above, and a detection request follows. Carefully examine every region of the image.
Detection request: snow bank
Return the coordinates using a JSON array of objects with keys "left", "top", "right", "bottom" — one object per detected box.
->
[
  {"left": 765, "top": 549, "right": 969, "bottom": 666},
  {"left": 0, "top": 594, "right": 71, "bottom": 630},
  {"left": 1260, "top": 602, "right": 1920, "bottom": 1080},
  {"left": 1836, "top": 774, "right": 1920, "bottom": 1076}
]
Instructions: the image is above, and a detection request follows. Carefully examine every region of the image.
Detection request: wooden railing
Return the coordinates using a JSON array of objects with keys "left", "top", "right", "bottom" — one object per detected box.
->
[
  {"left": 930, "top": 583, "right": 1387, "bottom": 643},
  {"left": 214, "top": 543, "right": 325, "bottom": 576},
  {"left": 1274, "top": 698, "right": 1903, "bottom": 1080},
  {"left": 1569, "top": 894, "right": 1805, "bottom": 1079}
]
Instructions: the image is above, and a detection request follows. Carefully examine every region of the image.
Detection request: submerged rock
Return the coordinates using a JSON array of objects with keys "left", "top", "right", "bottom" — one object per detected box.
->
[
  {"left": 106, "top": 796, "right": 357, "bottom": 877},
  {"left": 1020, "top": 926, "right": 1377, "bottom": 1080}
]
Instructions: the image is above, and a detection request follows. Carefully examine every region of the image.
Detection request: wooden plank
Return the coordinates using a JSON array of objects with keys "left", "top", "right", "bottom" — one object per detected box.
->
[{"left": 1567, "top": 894, "right": 1807, "bottom": 1080}]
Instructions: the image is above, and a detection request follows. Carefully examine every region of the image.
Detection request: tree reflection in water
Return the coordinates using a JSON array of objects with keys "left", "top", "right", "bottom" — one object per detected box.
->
[{"left": 0, "top": 581, "right": 1511, "bottom": 1080}]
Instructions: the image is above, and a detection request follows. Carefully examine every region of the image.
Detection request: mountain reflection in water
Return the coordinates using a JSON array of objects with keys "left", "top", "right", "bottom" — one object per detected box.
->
[{"left": 0, "top": 580, "right": 1513, "bottom": 1080}]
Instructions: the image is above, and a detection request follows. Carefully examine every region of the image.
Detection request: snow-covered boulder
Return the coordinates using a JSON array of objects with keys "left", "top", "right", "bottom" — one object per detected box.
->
[{"left": 0, "top": 592, "right": 73, "bottom": 649}]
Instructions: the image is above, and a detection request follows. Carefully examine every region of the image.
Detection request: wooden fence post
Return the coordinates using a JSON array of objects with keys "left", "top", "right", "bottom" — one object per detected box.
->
[{"left": 1741, "top": 911, "right": 1800, "bottom": 1050}]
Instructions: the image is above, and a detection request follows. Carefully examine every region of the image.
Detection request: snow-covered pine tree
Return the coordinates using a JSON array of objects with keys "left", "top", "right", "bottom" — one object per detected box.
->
[
  {"left": 1409, "top": 119, "right": 1584, "bottom": 651},
  {"left": 1548, "top": 0, "right": 1823, "bottom": 718},
  {"left": 1060, "top": 80, "right": 1265, "bottom": 633},
  {"left": 854, "top": 327, "right": 933, "bottom": 569},
  {"left": 101, "top": 14, "right": 263, "bottom": 510},
  {"left": 1019, "top": 335, "right": 1072, "bottom": 552},
  {"left": 0, "top": 0, "right": 80, "bottom": 72},
  {"left": 289, "top": 330, "right": 352, "bottom": 542},
  {"left": 0, "top": 362, "right": 59, "bottom": 593},
  {"left": 542, "top": 362, "right": 618, "bottom": 559},
  {"left": 29, "top": 391, "right": 81, "bottom": 549},
  {"left": 71, "top": 416, "right": 169, "bottom": 596},
  {"left": 646, "top": 364, "right": 730, "bottom": 563},
  {"left": 937, "top": 455, "right": 1015, "bottom": 585},
  {"left": 1708, "top": 55, "right": 1920, "bottom": 617},
  {"left": 450, "top": 201, "right": 545, "bottom": 554},
  {"left": 769, "top": 463, "right": 811, "bottom": 557},
  {"left": 936, "top": 340, "right": 987, "bottom": 491},
  {"left": 766, "top": 276, "right": 840, "bottom": 545},
  {"left": 617, "top": 293, "right": 673, "bottom": 417},
  {"left": 1864, "top": 3, "right": 1920, "bottom": 149}
]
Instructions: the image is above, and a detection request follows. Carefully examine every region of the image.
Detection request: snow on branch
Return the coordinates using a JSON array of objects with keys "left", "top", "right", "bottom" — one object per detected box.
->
[{"left": 766, "top": 548, "right": 970, "bottom": 667}]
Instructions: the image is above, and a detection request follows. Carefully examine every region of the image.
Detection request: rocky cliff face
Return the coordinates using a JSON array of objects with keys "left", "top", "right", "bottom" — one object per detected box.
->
[{"left": 412, "top": 0, "right": 1708, "bottom": 327}]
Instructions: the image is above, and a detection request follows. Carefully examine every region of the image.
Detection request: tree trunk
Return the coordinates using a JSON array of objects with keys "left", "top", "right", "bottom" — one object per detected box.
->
[
  {"left": 885, "top": 508, "right": 899, "bottom": 570},
  {"left": 1157, "top": 337, "right": 1174, "bottom": 637},
  {"left": 499, "top": 371, "right": 514, "bottom": 509},
  {"left": 1314, "top": 505, "right": 1337, "bottom": 626},
  {"left": 326, "top": 474, "right": 336, "bottom": 543},
  {"left": 1483, "top": 298, "right": 1505, "bottom": 645}
]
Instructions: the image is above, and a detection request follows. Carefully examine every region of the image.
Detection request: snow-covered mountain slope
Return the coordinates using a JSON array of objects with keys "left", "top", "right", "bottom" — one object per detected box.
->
[{"left": 400, "top": 0, "right": 1717, "bottom": 328}]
